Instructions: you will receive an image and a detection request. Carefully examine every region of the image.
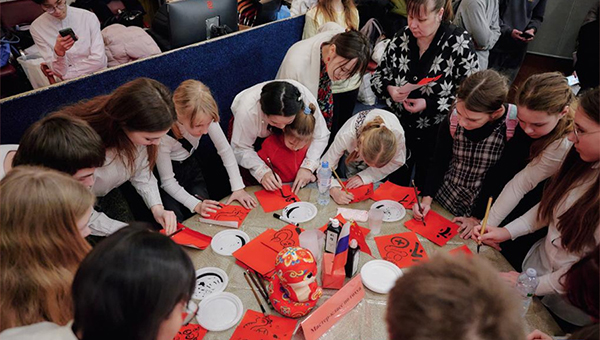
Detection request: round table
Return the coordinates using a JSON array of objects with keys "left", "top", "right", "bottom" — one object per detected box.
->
[{"left": 182, "top": 185, "right": 562, "bottom": 339}]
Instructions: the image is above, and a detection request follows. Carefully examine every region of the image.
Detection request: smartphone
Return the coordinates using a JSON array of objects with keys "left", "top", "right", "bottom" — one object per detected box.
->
[
  {"left": 520, "top": 31, "right": 533, "bottom": 39},
  {"left": 59, "top": 28, "right": 78, "bottom": 41}
]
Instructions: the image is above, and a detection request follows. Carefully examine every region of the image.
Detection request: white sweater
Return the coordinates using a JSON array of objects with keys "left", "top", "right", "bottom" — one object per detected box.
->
[
  {"left": 230, "top": 79, "right": 330, "bottom": 182},
  {"left": 321, "top": 109, "right": 406, "bottom": 186},
  {"left": 0, "top": 321, "right": 77, "bottom": 340},
  {"left": 157, "top": 121, "right": 245, "bottom": 213}
]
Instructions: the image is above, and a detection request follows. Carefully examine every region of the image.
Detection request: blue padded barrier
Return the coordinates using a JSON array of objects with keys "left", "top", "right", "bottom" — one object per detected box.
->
[{"left": 0, "top": 15, "right": 305, "bottom": 144}]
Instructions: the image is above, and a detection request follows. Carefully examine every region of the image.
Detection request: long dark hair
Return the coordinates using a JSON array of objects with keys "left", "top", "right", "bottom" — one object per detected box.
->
[
  {"left": 324, "top": 30, "right": 372, "bottom": 79},
  {"left": 563, "top": 245, "right": 599, "bottom": 320},
  {"left": 60, "top": 78, "right": 176, "bottom": 172},
  {"left": 537, "top": 88, "right": 599, "bottom": 254},
  {"left": 72, "top": 224, "right": 195, "bottom": 340},
  {"left": 259, "top": 81, "right": 304, "bottom": 117}
]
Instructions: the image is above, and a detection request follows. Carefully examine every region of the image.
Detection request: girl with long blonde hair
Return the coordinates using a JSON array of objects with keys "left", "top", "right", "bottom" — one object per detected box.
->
[
  {"left": 303, "top": 0, "right": 359, "bottom": 38},
  {"left": 321, "top": 108, "right": 406, "bottom": 205},
  {"left": 0, "top": 166, "right": 94, "bottom": 331}
]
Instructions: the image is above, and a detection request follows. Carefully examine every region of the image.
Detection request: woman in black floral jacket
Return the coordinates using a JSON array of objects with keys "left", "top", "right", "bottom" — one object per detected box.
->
[{"left": 371, "top": 0, "right": 478, "bottom": 187}]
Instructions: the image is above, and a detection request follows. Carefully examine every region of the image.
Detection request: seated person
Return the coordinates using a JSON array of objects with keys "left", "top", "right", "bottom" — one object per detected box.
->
[
  {"left": 387, "top": 253, "right": 525, "bottom": 340},
  {"left": 30, "top": 0, "right": 107, "bottom": 81}
]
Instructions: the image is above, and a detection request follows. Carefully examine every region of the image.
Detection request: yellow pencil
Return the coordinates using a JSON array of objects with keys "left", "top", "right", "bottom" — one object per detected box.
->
[
  {"left": 332, "top": 168, "right": 349, "bottom": 195},
  {"left": 477, "top": 197, "right": 493, "bottom": 253}
]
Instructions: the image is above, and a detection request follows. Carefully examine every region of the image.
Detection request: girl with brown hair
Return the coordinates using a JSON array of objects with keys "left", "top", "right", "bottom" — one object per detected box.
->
[
  {"left": 0, "top": 166, "right": 94, "bottom": 331},
  {"left": 476, "top": 87, "right": 599, "bottom": 327},
  {"left": 61, "top": 77, "right": 178, "bottom": 233},
  {"left": 321, "top": 108, "right": 406, "bottom": 204}
]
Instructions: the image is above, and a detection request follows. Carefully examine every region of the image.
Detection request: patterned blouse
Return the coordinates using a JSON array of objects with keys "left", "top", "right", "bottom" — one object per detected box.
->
[
  {"left": 318, "top": 52, "right": 334, "bottom": 130},
  {"left": 371, "top": 23, "right": 479, "bottom": 134}
]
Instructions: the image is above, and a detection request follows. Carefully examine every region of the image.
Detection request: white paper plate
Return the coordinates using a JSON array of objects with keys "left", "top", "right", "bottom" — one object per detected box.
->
[
  {"left": 211, "top": 230, "right": 250, "bottom": 256},
  {"left": 193, "top": 267, "right": 228, "bottom": 300},
  {"left": 282, "top": 202, "right": 318, "bottom": 223},
  {"left": 196, "top": 292, "right": 244, "bottom": 331},
  {"left": 361, "top": 260, "right": 403, "bottom": 294},
  {"left": 371, "top": 200, "right": 406, "bottom": 222}
]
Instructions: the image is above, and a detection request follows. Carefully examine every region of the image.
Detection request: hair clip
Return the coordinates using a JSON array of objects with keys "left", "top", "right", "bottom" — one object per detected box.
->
[{"left": 304, "top": 106, "right": 311, "bottom": 115}]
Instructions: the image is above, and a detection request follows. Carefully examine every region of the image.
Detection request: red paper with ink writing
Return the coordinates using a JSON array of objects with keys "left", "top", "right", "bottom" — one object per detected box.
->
[
  {"left": 254, "top": 185, "right": 300, "bottom": 213},
  {"left": 343, "top": 181, "right": 373, "bottom": 203},
  {"left": 449, "top": 244, "right": 473, "bottom": 256},
  {"left": 404, "top": 210, "right": 459, "bottom": 246},
  {"left": 319, "top": 214, "right": 372, "bottom": 256},
  {"left": 199, "top": 204, "right": 251, "bottom": 228},
  {"left": 261, "top": 224, "right": 304, "bottom": 253},
  {"left": 160, "top": 223, "right": 212, "bottom": 250},
  {"left": 374, "top": 232, "right": 428, "bottom": 268},
  {"left": 233, "top": 229, "right": 278, "bottom": 277},
  {"left": 172, "top": 323, "right": 207, "bottom": 340},
  {"left": 371, "top": 181, "right": 419, "bottom": 208},
  {"left": 229, "top": 309, "right": 297, "bottom": 340}
]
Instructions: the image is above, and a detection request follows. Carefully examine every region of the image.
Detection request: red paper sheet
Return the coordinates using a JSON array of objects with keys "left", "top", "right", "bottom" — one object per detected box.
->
[
  {"left": 230, "top": 309, "right": 297, "bottom": 340},
  {"left": 371, "top": 181, "right": 419, "bottom": 208},
  {"left": 233, "top": 229, "right": 279, "bottom": 277},
  {"left": 374, "top": 232, "right": 428, "bottom": 268},
  {"left": 417, "top": 74, "right": 442, "bottom": 85},
  {"left": 261, "top": 224, "right": 304, "bottom": 253},
  {"left": 318, "top": 214, "right": 372, "bottom": 256},
  {"left": 449, "top": 244, "right": 473, "bottom": 256},
  {"left": 202, "top": 204, "right": 251, "bottom": 228},
  {"left": 404, "top": 210, "right": 459, "bottom": 247},
  {"left": 343, "top": 182, "right": 373, "bottom": 203},
  {"left": 160, "top": 223, "right": 212, "bottom": 250},
  {"left": 254, "top": 185, "right": 300, "bottom": 213},
  {"left": 173, "top": 324, "right": 207, "bottom": 340}
]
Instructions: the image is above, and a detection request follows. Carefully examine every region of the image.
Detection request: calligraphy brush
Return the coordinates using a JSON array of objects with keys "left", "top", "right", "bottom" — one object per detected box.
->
[
  {"left": 477, "top": 197, "right": 493, "bottom": 254},
  {"left": 244, "top": 272, "right": 267, "bottom": 314},
  {"left": 332, "top": 168, "right": 349, "bottom": 194},
  {"left": 167, "top": 227, "right": 184, "bottom": 238},
  {"left": 248, "top": 270, "right": 274, "bottom": 309},
  {"left": 411, "top": 180, "right": 426, "bottom": 227},
  {"left": 266, "top": 157, "right": 285, "bottom": 197}
]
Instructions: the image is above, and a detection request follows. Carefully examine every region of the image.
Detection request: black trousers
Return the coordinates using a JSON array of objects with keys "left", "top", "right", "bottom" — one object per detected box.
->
[
  {"left": 159, "top": 156, "right": 209, "bottom": 222},
  {"left": 387, "top": 124, "right": 437, "bottom": 188},
  {"left": 330, "top": 88, "right": 359, "bottom": 146}
]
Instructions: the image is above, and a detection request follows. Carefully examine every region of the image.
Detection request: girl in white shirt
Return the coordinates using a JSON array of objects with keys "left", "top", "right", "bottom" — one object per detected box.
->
[
  {"left": 321, "top": 108, "right": 406, "bottom": 205},
  {"left": 62, "top": 78, "right": 177, "bottom": 233},
  {"left": 157, "top": 80, "right": 257, "bottom": 221},
  {"left": 475, "top": 88, "right": 599, "bottom": 326},
  {"left": 230, "top": 80, "right": 330, "bottom": 193}
]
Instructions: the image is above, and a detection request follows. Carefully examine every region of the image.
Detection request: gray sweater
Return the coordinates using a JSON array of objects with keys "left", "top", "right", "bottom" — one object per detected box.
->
[
  {"left": 454, "top": 0, "right": 501, "bottom": 69},
  {"left": 498, "top": 0, "right": 547, "bottom": 36}
]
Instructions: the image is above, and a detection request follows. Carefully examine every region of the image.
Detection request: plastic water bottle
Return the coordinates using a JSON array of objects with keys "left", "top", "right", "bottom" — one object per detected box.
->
[
  {"left": 317, "top": 161, "right": 331, "bottom": 206},
  {"left": 516, "top": 268, "right": 539, "bottom": 316}
]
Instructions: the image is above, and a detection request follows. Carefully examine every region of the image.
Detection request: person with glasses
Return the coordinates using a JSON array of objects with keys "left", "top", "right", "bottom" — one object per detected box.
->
[
  {"left": 475, "top": 87, "right": 599, "bottom": 330},
  {"left": 0, "top": 224, "right": 197, "bottom": 340},
  {"left": 30, "top": 0, "right": 107, "bottom": 81}
]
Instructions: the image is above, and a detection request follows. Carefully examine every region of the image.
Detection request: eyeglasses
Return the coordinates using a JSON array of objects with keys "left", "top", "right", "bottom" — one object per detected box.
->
[
  {"left": 573, "top": 125, "right": 600, "bottom": 143},
  {"left": 41, "top": 0, "right": 66, "bottom": 14},
  {"left": 182, "top": 302, "right": 199, "bottom": 326}
]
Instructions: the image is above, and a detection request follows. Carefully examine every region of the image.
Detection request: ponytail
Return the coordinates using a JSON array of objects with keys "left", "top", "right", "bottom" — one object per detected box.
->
[
  {"left": 284, "top": 103, "right": 316, "bottom": 138},
  {"left": 346, "top": 116, "right": 397, "bottom": 167}
]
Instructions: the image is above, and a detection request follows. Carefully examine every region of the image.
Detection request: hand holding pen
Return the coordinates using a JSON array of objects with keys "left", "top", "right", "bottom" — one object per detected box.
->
[
  {"left": 193, "top": 194, "right": 222, "bottom": 218},
  {"left": 263, "top": 157, "right": 284, "bottom": 195},
  {"left": 411, "top": 180, "right": 429, "bottom": 226}
]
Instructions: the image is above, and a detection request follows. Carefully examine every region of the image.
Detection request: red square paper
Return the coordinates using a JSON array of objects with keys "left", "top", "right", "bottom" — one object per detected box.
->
[
  {"left": 254, "top": 185, "right": 300, "bottom": 213},
  {"left": 371, "top": 181, "right": 419, "bottom": 208},
  {"left": 374, "top": 232, "right": 428, "bottom": 268},
  {"left": 404, "top": 210, "right": 459, "bottom": 247},
  {"left": 229, "top": 309, "right": 297, "bottom": 340},
  {"left": 343, "top": 182, "right": 374, "bottom": 203},
  {"left": 173, "top": 324, "right": 207, "bottom": 340}
]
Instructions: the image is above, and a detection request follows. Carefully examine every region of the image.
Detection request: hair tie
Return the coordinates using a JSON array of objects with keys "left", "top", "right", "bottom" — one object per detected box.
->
[
  {"left": 304, "top": 106, "right": 311, "bottom": 115},
  {"left": 298, "top": 94, "right": 302, "bottom": 102}
]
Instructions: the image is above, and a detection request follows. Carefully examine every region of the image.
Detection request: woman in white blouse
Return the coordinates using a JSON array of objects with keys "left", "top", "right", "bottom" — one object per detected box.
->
[
  {"left": 475, "top": 88, "right": 600, "bottom": 327},
  {"left": 157, "top": 80, "right": 256, "bottom": 221},
  {"left": 61, "top": 78, "right": 178, "bottom": 233},
  {"left": 230, "top": 80, "right": 330, "bottom": 193},
  {"left": 321, "top": 109, "right": 406, "bottom": 204}
]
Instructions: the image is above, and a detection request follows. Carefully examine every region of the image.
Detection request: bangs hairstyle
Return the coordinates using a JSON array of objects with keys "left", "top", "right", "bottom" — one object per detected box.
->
[
  {"left": 456, "top": 69, "right": 508, "bottom": 113},
  {"left": 326, "top": 30, "right": 372, "bottom": 79},
  {"left": 13, "top": 113, "right": 105, "bottom": 175},
  {"left": 0, "top": 166, "right": 93, "bottom": 331},
  {"left": 537, "top": 87, "right": 599, "bottom": 255},
  {"left": 315, "top": 0, "right": 359, "bottom": 30},
  {"left": 516, "top": 72, "right": 575, "bottom": 160},
  {"left": 72, "top": 224, "right": 195, "bottom": 340},
  {"left": 406, "top": 0, "right": 453, "bottom": 22},
  {"left": 60, "top": 78, "right": 176, "bottom": 172},
  {"left": 172, "top": 80, "right": 220, "bottom": 139},
  {"left": 284, "top": 103, "right": 317, "bottom": 138},
  {"left": 347, "top": 115, "right": 397, "bottom": 168},
  {"left": 387, "top": 254, "right": 525, "bottom": 340},
  {"left": 260, "top": 81, "right": 304, "bottom": 117}
]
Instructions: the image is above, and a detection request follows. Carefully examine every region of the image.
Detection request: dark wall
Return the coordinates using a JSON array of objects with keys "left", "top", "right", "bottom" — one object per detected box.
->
[{"left": 0, "top": 16, "right": 305, "bottom": 144}]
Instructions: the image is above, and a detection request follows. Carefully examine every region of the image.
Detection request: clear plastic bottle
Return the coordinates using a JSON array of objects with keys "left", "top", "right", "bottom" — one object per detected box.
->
[
  {"left": 516, "top": 268, "right": 539, "bottom": 316},
  {"left": 317, "top": 161, "right": 331, "bottom": 206}
]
